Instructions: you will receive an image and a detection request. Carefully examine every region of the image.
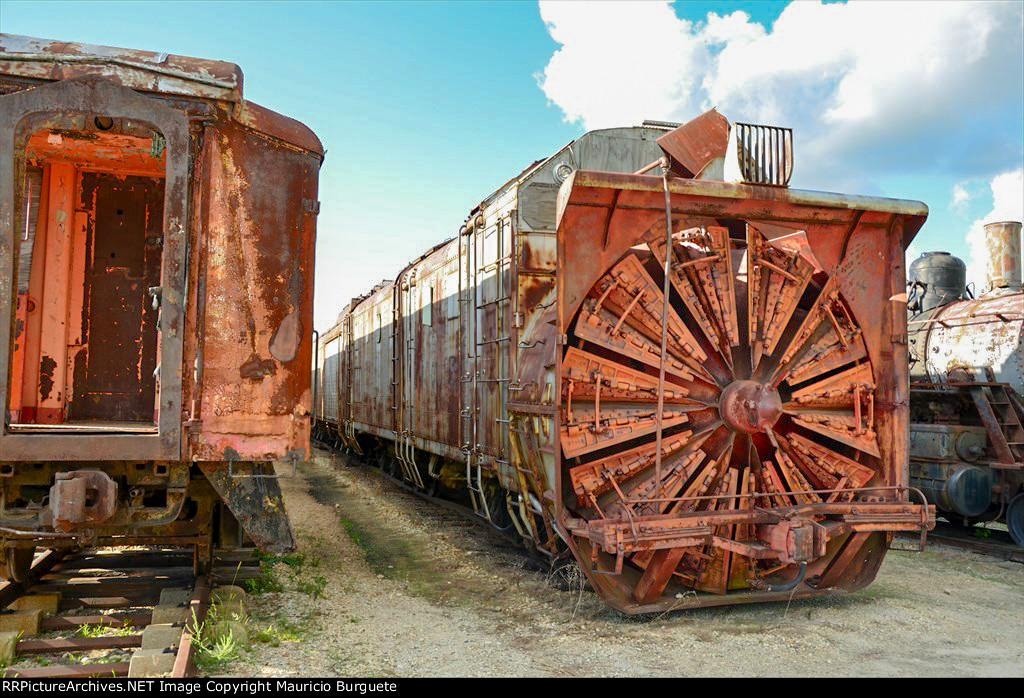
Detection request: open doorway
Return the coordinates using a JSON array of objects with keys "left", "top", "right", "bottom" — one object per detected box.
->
[{"left": 8, "top": 121, "right": 166, "bottom": 433}]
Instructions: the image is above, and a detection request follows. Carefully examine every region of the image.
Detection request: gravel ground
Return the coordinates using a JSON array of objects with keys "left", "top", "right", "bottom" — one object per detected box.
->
[{"left": 223, "top": 448, "right": 1024, "bottom": 678}]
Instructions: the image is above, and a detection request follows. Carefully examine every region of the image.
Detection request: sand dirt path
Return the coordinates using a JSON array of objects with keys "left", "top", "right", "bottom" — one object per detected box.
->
[{"left": 225, "top": 448, "right": 1024, "bottom": 678}]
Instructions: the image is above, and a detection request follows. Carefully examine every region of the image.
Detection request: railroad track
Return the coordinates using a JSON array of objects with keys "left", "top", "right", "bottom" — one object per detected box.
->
[
  {"left": 0, "top": 547, "right": 261, "bottom": 678},
  {"left": 899, "top": 521, "right": 1024, "bottom": 564},
  {"left": 316, "top": 445, "right": 568, "bottom": 579},
  {"left": 324, "top": 445, "right": 1024, "bottom": 573}
]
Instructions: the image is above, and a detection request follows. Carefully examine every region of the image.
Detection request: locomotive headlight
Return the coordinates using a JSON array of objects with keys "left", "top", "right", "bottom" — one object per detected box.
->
[{"left": 553, "top": 162, "right": 574, "bottom": 184}]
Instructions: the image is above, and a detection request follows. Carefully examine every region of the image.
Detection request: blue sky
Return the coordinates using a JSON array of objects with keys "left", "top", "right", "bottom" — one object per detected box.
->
[{"left": 2, "top": 1, "right": 1021, "bottom": 329}]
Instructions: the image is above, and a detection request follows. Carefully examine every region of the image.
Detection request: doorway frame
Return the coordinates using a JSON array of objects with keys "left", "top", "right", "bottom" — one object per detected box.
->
[{"left": 0, "top": 77, "right": 188, "bottom": 461}]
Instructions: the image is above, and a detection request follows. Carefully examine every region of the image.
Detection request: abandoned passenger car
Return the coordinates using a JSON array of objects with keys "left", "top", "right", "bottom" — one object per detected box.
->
[{"left": 0, "top": 35, "right": 323, "bottom": 578}]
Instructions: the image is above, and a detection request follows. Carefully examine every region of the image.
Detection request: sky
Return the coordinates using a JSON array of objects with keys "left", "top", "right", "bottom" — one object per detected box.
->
[{"left": 2, "top": 0, "right": 1022, "bottom": 330}]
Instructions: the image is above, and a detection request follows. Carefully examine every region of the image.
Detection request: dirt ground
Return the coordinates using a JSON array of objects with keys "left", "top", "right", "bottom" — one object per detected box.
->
[{"left": 224, "top": 448, "right": 1024, "bottom": 678}]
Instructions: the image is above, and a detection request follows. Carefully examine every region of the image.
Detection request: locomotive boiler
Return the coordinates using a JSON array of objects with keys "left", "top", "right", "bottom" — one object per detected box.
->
[
  {"left": 907, "top": 221, "right": 1024, "bottom": 546},
  {"left": 0, "top": 35, "right": 323, "bottom": 579},
  {"left": 315, "top": 109, "right": 935, "bottom": 613}
]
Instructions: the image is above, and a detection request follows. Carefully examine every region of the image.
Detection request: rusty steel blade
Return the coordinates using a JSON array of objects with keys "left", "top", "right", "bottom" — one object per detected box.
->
[
  {"left": 772, "top": 278, "right": 866, "bottom": 388},
  {"left": 560, "top": 403, "right": 690, "bottom": 459},
  {"left": 746, "top": 224, "right": 815, "bottom": 372},
  {"left": 561, "top": 347, "right": 695, "bottom": 404},
  {"left": 783, "top": 431, "right": 876, "bottom": 489},
  {"left": 569, "top": 428, "right": 702, "bottom": 508},
  {"left": 648, "top": 226, "right": 739, "bottom": 358}
]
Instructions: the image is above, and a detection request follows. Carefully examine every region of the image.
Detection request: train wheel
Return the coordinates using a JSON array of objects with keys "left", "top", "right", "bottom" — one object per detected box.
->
[
  {"left": 562, "top": 224, "right": 883, "bottom": 598},
  {"left": 2, "top": 546, "right": 35, "bottom": 583},
  {"left": 1007, "top": 493, "right": 1024, "bottom": 548}
]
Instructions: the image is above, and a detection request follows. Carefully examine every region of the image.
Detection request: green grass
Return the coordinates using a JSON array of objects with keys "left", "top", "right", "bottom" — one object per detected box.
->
[
  {"left": 246, "top": 550, "right": 326, "bottom": 598},
  {"left": 78, "top": 623, "right": 136, "bottom": 639},
  {"left": 188, "top": 607, "right": 243, "bottom": 674},
  {"left": 293, "top": 573, "right": 327, "bottom": 599},
  {"left": 253, "top": 616, "right": 306, "bottom": 647},
  {"left": 193, "top": 633, "right": 241, "bottom": 674}
]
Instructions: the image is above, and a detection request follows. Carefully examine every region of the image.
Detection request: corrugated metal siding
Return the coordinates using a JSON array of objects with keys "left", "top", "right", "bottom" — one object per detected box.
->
[
  {"left": 349, "top": 286, "right": 395, "bottom": 432},
  {"left": 323, "top": 336, "right": 340, "bottom": 422},
  {"left": 325, "top": 127, "right": 670, "bottom": 481}
]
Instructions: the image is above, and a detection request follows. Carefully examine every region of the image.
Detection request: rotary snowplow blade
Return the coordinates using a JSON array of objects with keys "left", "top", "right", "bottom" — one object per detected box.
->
[{"left": 551, "top": 169, "right": 932, "bottom": 613}]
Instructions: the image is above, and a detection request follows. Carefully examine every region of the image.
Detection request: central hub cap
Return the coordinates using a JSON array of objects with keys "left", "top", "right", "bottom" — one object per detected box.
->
[{"left": 719, "top": 380, "right": 783, "bottom": 434}]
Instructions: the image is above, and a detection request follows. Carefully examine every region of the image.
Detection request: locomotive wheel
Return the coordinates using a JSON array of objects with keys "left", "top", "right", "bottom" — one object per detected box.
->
[
  {"left": 2, "top": 546, "right": 36, "bottom": 583},
  {"left": 562, "top": 224, "right": 882, "bottom": 596},
  {"left": 1008, "top": 493, "right": 1024, "bottom": 548}
]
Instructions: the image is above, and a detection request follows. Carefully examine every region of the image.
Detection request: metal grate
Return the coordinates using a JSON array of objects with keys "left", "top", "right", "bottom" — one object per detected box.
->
[{"left": 734, "top": 122, "right": 793, "bottom": 186}]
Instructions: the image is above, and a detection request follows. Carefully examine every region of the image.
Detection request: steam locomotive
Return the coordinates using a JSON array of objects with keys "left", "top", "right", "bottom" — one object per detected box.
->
[{"left": 907, "top": 221, "right": 1024, "bottom": 546}]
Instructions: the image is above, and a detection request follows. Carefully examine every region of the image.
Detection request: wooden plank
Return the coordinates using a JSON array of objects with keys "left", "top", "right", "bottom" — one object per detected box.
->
[
  {"left": 35, "top": 578, "right": 193, "bottom": 596},
  {"left": 17, "top": 635, "right": 142, "bottom": 654},
  {"left": 5, "top": 662, "right": 130, "bottom": 678},
  {"left": 59, "top": 596, "right": 156, "bottom": 610},
  {"left": 56, "top": 550, "right": 258, "bottom": 571},
  {"left": 41, "top": 612, "right": 151, "bottom": 631}
]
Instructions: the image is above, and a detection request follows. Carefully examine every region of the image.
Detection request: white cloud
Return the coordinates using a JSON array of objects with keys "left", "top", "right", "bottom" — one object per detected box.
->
[
  {"left": 965, "top": 168, "right": 1024, "bottom": 292},
  {"left": 537, "top": 1, "right": 1023, "bottom": 190},
  {"left": 951, "top": 182, "right": 971, "bottom": 212},
  {"left": 537, "top": 2, "right": 708, "bottom": 129}
]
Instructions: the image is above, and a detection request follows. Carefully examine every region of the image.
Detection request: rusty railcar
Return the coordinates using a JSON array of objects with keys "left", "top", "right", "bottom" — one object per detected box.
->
[
  {"left": 315, "top": 110, "right": 935, "bottom": 613},
  {"left": 0, "top": 35, "right": 323, "bottom": 578},
  {"left": 907, "top": 222, "right": 1024, "bottom": 546}
]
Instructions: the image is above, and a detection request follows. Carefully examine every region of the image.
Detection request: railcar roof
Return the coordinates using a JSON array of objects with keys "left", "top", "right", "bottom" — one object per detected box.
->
[{"left": 0, "top": 33, "right": 323, "bottom": 156}]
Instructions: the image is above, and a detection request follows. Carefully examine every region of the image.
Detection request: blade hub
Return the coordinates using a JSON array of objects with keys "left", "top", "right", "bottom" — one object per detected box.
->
[{"left": 719, "top": 380, "right": 782, "bottom": 434}]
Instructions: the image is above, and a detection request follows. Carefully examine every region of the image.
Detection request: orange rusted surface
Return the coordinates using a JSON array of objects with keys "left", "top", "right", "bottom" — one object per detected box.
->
[
  {"left": 545, "top": 166, "right": 932, "bottom": 611},
  {"left": 0, "top": 34, "right": 322, "bottom": 554},
  {"left": 313, "top": 111, "right": 933, "bottom": 612}
]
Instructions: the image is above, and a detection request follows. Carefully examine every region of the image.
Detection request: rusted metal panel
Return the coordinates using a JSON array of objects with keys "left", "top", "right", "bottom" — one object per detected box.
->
[
  {"left": 912, "top": 291, "right": 1024, "bottom": 394},
  {"left": 0, "top": 35, "right": 321, "bottom": 557},
  {"left": 189, "top": 119, "right": 319, "bottom": 462},
  {"left": 198, "top": 463, "right": 295, "bottom": 552},
  {"left": 655, "top": 108, "right": 729, "bottom": 178},
  {"left": 534, "top": 165, "right": 931, "bottom": 611},
  {"left": 983, "top": 221, "right": 1022, "bottom": 291},
  {"left": 0, "top": 33, "right": 243, "bottom": 103},
  {"left": 400, "top": 242, "right": 462, "bottom": 452},
  {"left": 70, "top": 172, "right": 163, "bottom": 422}
]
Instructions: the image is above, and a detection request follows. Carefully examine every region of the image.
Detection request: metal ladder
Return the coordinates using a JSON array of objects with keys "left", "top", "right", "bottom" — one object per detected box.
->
[{"left": 970, "top": 379, "right": 1024, "bottom": 468}]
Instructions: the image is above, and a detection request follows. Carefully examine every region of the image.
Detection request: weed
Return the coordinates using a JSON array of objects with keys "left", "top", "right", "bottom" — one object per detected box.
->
[
  {"left": 189, "top": 607, "right": 243, "bottom": 674},
  {"left": 294, "top": 573, "right": 327, "bottom": 599},
  {"left": 78, "top": 623, "right": 135, "bottom": 638},
  {"left": 253, "top": 619, "right": 303, "bottom": 647},
  {"left": 193, "top": 633, "right": 241, "bottom": 674},
  {"left": 245, "top": 563, "right": 284, "bottom": 595}
]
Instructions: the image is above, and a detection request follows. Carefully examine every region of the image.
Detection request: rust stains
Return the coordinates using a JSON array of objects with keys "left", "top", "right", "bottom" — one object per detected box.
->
[
  {"left": 38, "top": 354, "right": 56, "bottom": 400},
  {"left": 239, "top": 353, "right": 277, "bottom": 380}
]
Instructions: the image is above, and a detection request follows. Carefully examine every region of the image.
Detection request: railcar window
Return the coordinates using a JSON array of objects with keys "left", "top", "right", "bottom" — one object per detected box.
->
[
  {"left": 7, "top": 122, "right": 166, "bottom": 432},
  {"left": 422, "top": 285, "right": 433, "bottom": 326}
]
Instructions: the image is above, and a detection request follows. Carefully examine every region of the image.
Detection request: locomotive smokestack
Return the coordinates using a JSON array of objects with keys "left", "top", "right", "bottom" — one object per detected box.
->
[{"left": 984, "top": 220, "right": 1023, "bottom": 292}]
